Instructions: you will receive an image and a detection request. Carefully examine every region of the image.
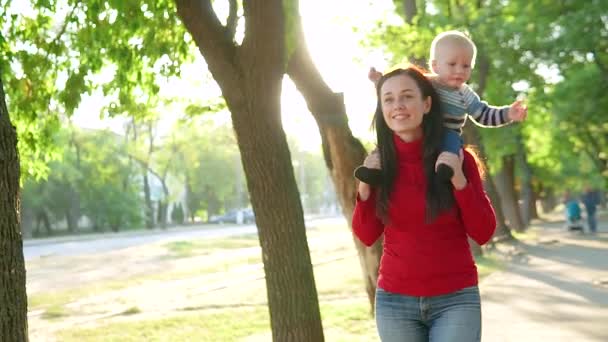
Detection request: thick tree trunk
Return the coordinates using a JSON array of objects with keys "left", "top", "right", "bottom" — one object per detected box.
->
[
  {"left": 286, "top": 20, "right": 382, "bottom": 314},
  {"left": 0, "top": 75, "right": 29, "bottom": 341},
  {"left": 494, "top": 155, "right": 526, "bottom": 232},
  {"left": 175, "top": 1, "right": 324, "bottom": 340}
]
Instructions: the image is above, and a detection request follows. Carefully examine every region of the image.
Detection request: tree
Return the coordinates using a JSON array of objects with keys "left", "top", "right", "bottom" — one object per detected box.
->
[
  {"left": 285, "top": 19, "right": 382, "bottom": 312},
  {"left": 174, "top": 1, "right": 324, "bottom": 340},
  {"left": 0, "top": 74, "right": 28, "bottom": 341}
]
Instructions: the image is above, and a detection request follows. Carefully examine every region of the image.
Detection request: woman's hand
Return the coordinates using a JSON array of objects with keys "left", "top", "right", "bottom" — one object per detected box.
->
[
  {"left": 435, "top": 150, "right": 467, "bottom": 190},
  {"left": 358, "top": 149, "right": 381, "bottom": 200}
]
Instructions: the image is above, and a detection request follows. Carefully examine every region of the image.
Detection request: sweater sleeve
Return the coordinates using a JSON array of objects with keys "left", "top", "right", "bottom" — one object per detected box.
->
[
  {"left": 465, "top": 85, "right": 511, "bottom": 128},
  {"left": 352, "top": 191, "right": 384, "bottom": 246},
  {"left": 453, "top": 150, "right": 497, "bottom": 245}
]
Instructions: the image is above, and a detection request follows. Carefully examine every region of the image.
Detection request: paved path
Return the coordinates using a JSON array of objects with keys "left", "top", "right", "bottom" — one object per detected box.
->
[
  {"left": 481, "top": 218, "right": 608, "bottom": 341},
  {"left": 22, "top": 216, "right": 344, "bottom": 260}
]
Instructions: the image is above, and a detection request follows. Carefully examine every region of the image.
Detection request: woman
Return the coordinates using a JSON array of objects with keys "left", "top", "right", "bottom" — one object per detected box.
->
[{"left": 353, "top": 66, "right": 496, "bottom": 342}]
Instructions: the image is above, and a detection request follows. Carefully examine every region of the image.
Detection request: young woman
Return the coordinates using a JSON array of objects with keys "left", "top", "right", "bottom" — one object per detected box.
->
[{"left": 353, "top": 66, "right": 496, "bottom": 342}]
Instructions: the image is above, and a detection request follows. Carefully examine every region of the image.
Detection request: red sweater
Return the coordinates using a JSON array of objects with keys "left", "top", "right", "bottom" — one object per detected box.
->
[{"left": 352, "top": 135, "right": 496, "bottom": 297}]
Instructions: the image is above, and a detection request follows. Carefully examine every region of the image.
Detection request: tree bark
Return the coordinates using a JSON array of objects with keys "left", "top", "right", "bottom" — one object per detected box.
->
[
  {"left": 493, "top": 155, "right": 525, "bottom": 232},
  {"left": 286, "top": 20, "right": 382, "bottom": 313},
  {"left": 0, "top": 74, "right": 29, "bottom": 341},
  {"left": 175, "top": 1, "right": 324, "bottom": 340},
  {"left": 539, "top": 185, "right": 557, "bottom": 214},
  {"left": 142, "top": 172, "right": 154, "bottom": 228}
]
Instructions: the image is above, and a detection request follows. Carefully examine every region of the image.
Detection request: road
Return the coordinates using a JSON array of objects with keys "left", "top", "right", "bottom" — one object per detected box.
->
[
  {"left": 22, "top": 216, "right": 346, "bottom": 260},
  {"left": 482, "top": 219, "right": 608, "bottom": 341}
]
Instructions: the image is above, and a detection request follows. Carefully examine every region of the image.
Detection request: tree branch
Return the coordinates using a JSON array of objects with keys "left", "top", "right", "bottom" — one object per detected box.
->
[
  {"left": 227, "top": 0, "right": 238, "bottom": 41},
  {"left": 43, "top": 2, "right": 78, "bottom": 62},
  {"left": 240, "top": 0, "right": 285, "bottom": 77},
  {"left": 174, "top": 0, "right": 241, "bottom": 92}
]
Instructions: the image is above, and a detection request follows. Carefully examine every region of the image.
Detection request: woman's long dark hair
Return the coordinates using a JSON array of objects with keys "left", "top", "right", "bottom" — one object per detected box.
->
[{"left": 373, "top": 66, "right": 455, "bottom": 222}]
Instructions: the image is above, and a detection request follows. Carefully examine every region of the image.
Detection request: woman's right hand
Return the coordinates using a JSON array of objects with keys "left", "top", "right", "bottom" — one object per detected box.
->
[{"left": 358, "top": 149, "right": 381, "bottom": 201}]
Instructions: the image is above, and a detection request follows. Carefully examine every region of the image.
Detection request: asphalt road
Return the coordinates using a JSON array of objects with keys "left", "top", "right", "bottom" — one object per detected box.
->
[{"left": 22, "top": 216, "right": 346, "bottom": 260}]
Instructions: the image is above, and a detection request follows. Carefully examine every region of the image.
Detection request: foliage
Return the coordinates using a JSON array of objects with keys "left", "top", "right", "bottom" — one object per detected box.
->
[
  {"left": 1, "top": 0, "right": 193, "bottom": 179},
  {"left": 361, "top": 0, "right": 608, "bottom": 192},
  {"left": 21, "top": 126, "right": 143, "bottom": 234}
]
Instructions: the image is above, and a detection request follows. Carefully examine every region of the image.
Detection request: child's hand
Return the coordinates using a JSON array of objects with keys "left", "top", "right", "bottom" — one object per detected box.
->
[
  {"left": 368, "top": 67, "right": 382, "bottom": 85},
  {"left": 508, "top": 100, "right": 528, "bottom": 122},
  {"left": 363, "top": 148, "right": 381, "bottom": 170}
]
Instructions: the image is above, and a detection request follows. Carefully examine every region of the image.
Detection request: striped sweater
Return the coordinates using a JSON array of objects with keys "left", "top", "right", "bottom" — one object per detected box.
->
[{"left": 430, "top": 78, "right": 511, "bottom": 133}]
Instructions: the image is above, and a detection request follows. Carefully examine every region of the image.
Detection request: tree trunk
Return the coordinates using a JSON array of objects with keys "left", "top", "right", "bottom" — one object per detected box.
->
[
  {"left": 0, "top": 74, "right": 29, "bottom": 341},
  {"left": 493, "top": 155, "right": 525, "bottom": 232},
  {"left": 175, "top": 1, "right": 324, "bottom": 340},
  {"left": 35, "top": 210, "right": 52, "bottom": 237},
  {"left": 539, "top": 185, "right": 557, "bottom": 214},
  {"left": 403, "top": 0, "right": 428, "bottom": 67},
  {"left": 142, "top": 172, "right": 154, "bottom": 228},
  {"left": 65, "top": 185, "right": 80, "bottom": 232},
  {"left": 515, "top": 135, "right": 535, "bottom": 224},
  {"left": 529, "top": 188, "right": 539, "bottom": 220},
  {"left": 286, "top": 20, "right": 382, "bottom": 314}
]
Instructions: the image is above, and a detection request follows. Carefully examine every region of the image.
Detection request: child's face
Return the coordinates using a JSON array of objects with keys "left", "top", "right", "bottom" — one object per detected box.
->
[{"left": 432, "top": 44, "right": 474, "bottom": 89}]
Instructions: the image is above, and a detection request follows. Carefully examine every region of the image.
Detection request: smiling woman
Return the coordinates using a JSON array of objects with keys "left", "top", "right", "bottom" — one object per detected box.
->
[
  {"left": 379, "top": 74, "right": 431, "bottom": 142},
  {"left": 352, "top": 66, "right": 496, "bottom": 342}
]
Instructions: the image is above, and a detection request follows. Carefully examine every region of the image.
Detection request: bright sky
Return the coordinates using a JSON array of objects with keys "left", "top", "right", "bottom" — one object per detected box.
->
[{"left": 70, "top": 1, "right": 398, "bottom": 152}]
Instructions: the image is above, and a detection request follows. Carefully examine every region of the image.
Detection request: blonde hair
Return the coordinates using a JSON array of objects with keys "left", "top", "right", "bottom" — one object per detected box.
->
[{"left": 429, "top": 30, "right": 477, "bottom": 68}]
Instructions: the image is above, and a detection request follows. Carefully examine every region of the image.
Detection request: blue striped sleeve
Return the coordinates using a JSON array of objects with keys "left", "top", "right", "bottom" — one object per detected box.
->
[{"left": 464, "top": 85, "right": 511, "bottom": 127}]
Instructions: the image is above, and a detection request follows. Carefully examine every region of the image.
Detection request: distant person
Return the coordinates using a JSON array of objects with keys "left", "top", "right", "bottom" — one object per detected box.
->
[
  {"left": 357, "top": 30, "right": 528, "bottom": 186},
  {"left": 352, "top": 66, "right": 496, "bottom": 342},
  {"left": 563, "top": 191, "right": 582, "bottom": 231},
  {"left": 581, "top": 186, "right": 600, "bottom": 234}
]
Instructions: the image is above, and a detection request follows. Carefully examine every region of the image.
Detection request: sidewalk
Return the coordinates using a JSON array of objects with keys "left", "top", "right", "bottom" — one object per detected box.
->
[{"left": 481, "top": 218, "right": 608, "bottom": 341}]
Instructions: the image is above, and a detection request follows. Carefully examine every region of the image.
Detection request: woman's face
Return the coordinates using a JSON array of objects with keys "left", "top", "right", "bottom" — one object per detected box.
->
[{"left": 380, "top": 74, "right": 431, "bottom": 141}]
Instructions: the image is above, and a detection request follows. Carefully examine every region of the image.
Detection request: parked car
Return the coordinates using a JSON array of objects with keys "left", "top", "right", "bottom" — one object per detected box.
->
[{"left": 208, "top": 208, "right": 255, "bottom": 224}]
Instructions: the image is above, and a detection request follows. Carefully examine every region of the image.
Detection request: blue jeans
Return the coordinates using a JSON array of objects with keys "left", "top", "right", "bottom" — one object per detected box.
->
[
  {"left": 441, "top": 130, "right": 463, "bottom": 155},
  {"left": 586, "top": 208, "right": 597, "bottom": 233},
  {"left": 375, "top": 286, "right": 481, "bottom": 342}
]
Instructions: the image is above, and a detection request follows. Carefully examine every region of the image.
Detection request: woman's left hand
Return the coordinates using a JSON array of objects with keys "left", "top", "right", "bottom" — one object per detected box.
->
[{"left": 435, "top": 150, "right": 468, "bottom": 190}]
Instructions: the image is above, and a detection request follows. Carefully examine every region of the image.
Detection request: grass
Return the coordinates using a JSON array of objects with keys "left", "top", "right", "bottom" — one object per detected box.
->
[
  {"left": 41, "top": 305, "right": 71, "bottom": 320},
  {"left": 29, "top": 280, "right": 135, "bottom": 310},
  {"left": 163, "top": 236, "right": 259, "bottom": 258},
  {"left": 510, "top": 228, "right": 540, "bottom": 242},
  {"left": 57, "top": 307, "right": 271, "bottom": 342},
  {"left": 56, "top": 300, "right": 378, "bottom": 342},
  {"left": 475, "top": 253, "right": 504, "bottom": 279},
  {"left": 120, "top": 306, "right": 142, "bottom": 316}
]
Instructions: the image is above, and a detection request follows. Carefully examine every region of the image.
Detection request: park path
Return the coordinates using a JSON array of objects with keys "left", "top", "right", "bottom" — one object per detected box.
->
[{"left": 481, "top": 216, "right": 608, "bottom": 341}]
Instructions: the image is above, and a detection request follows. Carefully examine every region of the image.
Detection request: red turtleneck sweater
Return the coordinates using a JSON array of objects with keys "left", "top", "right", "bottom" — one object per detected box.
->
[{"left": 352, "top": 135, "right": 496, "bottom": 296}]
